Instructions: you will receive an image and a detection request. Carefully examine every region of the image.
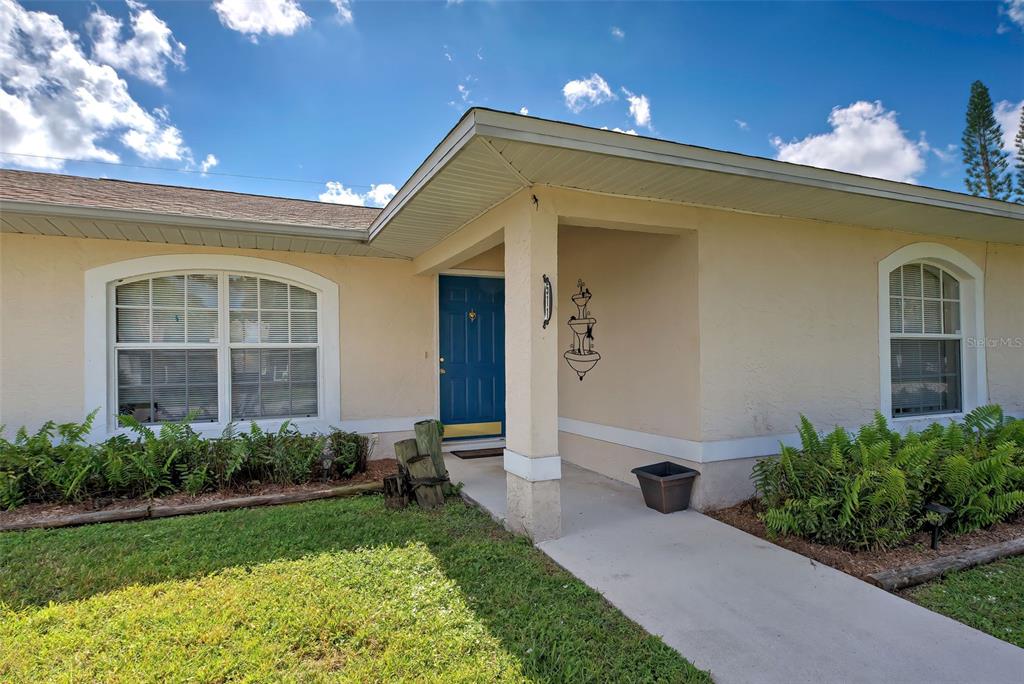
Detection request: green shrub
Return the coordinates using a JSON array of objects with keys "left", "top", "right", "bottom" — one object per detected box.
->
[
  {"left": 324, "top": 429, "right": 370, "bottom": 478},
  {"left": 0, "top": 413, "right": 370, "bottom": 510},
  {"left": 752, "top": 406, "right": 1024, "bottom": 550}
]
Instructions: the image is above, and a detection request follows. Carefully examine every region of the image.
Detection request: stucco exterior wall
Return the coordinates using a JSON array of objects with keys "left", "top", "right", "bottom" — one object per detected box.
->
[
  {"left": 0, "top": 233, "right": 437, "bottom": 440},
  {"left": 451, "top": 244, "right": 504, "bottom": 272},
  {"left": 556, "top": 225, "right": 700, "bottom": 440},
  {"left": 695, "top": 214, "right": 1003, "bottom": 441},
  {"left": 985, "top": 242, "right": 1024, "bottom": 415}
]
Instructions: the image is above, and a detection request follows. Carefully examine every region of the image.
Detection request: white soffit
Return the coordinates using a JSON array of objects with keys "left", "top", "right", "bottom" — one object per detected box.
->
[
  {"left": 0, "top": 209, "right": 397, "bottom": 257},
  {"left": 368, "top": 109, "right": 1024, "bottom": 258}
]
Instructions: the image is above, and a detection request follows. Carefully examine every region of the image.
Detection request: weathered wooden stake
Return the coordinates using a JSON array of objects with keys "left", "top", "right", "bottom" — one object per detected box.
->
[
  {"left": 394, "top": 438, "right": 445, "bottom": 510},
  {"left": 383, "top": 474, "right": 409, "bottom": 509},
  {"left": 414, "top": 419, "right": 452, "bottom": 493}
]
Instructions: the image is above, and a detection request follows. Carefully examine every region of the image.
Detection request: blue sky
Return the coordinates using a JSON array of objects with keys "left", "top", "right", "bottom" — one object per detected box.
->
[{"left": 2, "top": 0, "right": 1022, "bottom": 206}]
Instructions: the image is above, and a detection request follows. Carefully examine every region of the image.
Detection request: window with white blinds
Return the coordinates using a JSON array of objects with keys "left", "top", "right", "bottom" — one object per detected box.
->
[
  {"left": 113, "top": 272, "right": 319, "bottom": 424},
  {"left": 228, "top": 276, "right": 319, "bottom": 420},
  {"left": 888, "top": 263, "right": 962, "bottom": 417}
]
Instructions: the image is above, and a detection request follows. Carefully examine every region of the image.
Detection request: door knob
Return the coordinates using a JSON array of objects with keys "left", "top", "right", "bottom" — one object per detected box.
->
[{"left": 439, "top": 356, "right": 445, "bottom": 363}]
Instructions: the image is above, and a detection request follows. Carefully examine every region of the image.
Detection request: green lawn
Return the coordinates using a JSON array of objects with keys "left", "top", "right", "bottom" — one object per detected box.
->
[
  {"left": 0, "top": 496, "right": 708, "bottom": 683},
  {"left": 905, "top": 555, "right": 1024, "bottom": 649}
]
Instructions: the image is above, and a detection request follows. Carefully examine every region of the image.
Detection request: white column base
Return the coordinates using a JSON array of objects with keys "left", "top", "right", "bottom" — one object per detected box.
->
[
  {"left": 503, "top": 448, "right": 561, "bottom": 481},
  {"left": 506, "top": 471, "right": 561, "bottom": 542}
]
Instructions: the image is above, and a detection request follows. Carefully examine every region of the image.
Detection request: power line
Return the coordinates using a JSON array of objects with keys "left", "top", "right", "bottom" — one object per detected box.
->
[{"left": 0, "top": 150, "right": 379, "bottom": 189}]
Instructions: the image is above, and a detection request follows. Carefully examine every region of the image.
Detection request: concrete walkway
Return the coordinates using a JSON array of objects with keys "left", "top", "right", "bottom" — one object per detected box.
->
[{"left": 445, "top": 455, "right": 1024, "bottom": 684}]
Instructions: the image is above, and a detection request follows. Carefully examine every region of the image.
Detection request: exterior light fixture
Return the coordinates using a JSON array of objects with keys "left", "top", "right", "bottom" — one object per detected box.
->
[{"left": 924, "top": 502, "right": 953, "bottom": 550}]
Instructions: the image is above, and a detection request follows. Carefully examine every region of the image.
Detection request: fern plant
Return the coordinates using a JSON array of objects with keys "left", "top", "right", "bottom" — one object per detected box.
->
[{"left": 752, "top": 406, "right": 1024, "bottom": 550}]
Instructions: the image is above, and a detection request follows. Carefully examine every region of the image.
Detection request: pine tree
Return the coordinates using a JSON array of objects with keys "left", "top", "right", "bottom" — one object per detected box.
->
[
  {"left": 1015, "top": 107, "right": 1024, "bottom": 204},
  {"left": 961, "top": 81, "right": 1012, "bottom": 200}
]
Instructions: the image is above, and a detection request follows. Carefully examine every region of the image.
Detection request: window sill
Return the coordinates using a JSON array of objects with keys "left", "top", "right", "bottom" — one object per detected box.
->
[
  {"left": 98, "top": 416, "right": 333, "bottom": 441},
  {"left": 890, "top": 411, "right": 969, "bottom": 432}
]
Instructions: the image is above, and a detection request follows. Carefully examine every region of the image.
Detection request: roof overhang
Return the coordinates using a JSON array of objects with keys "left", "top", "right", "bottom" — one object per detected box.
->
[
  {"left": 368, "top": 108, "right": 1024, "bottom": 258},
  {"left": 0, "top": 199, "right": 407, "bottom": 257}
]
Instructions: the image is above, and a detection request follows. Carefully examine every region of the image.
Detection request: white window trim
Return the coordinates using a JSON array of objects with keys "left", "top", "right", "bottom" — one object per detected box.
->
[
  {"left": 85, "top": 254, "right": 340, "bottom": 439},
  {"left": 878, "top": 243, "right": 987, "bottom": 426}
]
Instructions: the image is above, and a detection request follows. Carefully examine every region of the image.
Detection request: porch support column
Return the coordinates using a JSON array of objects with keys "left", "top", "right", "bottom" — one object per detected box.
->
[{"left": 503, "top": 192, "right": 561, "bottom": 541}]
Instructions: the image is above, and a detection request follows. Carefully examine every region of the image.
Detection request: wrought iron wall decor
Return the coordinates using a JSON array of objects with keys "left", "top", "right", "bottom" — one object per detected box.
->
[
  {"left": 565, "top": 279, "right": 600, "bottom": 380},
  {"left": 542, "top": 274, "right": 552, "bottom": 328}
]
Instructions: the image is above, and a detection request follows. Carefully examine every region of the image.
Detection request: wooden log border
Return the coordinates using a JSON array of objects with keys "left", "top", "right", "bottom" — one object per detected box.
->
[
  {"left": 0, "top": 481, "right": 384, "bottom": 533},
  {"left": 868, "top": 537, "right": 1024, "bottom": 592}
]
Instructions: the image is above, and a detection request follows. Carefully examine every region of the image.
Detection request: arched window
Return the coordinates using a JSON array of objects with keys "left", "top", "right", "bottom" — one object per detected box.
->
[
  {"left": 879, "top": 243, "right": 987, "bottom": 421},
  {"left": 887, "top": 263, "right": 961, "bottom": 416},
  {"left": 113, "top": 271, "right": 321, "bottom": 424}
]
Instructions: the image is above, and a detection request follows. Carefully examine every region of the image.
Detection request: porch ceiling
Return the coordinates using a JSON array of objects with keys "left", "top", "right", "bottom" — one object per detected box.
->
[{"left": 368, "top": 108, "right": 1024, "bottom": 258}]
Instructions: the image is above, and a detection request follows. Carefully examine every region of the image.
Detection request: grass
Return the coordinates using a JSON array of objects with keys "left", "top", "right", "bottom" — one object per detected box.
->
[
  {"left": 0, "top": 496, "right": 708, "bottom": 683},
  {"left": 904, "top": 555, "right": 1024, "bottom": 648}
]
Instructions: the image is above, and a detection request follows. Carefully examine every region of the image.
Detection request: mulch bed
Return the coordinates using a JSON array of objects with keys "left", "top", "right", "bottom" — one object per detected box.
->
[
  {"left": 0, "top": 459, "right": 398, "bottom": 529},
  {"left": 707, "top": 498, "right": 1024, "bottom": 582}
]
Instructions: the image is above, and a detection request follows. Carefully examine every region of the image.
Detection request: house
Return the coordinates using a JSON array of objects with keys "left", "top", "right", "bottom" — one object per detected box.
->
[{"left": 1, "top": 108, "right": 1021, "bottom": 541}]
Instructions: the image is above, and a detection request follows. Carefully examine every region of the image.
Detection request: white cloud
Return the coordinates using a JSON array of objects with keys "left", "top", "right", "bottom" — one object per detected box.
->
[
  {"left": 1001, "top": 0, "right": 1024, "bottom": 30},
  {"left": 200, "top": 153, "right": 219, "bottom": 173},
  {"left": 994, "top": 99, "right": 1023, "bottom": 156},
  {"left": 519, "top": 106, "right": 529, "bottom": 115},
  {"left": 622, "top": 88, "right": 651, "bottom": 129},
  {"left": 601, "top": 126, "right": 637, "bottom": 136},
  {"left": 735, "top": 119, "right": 749, "bottom": 131},
  {"left": 212, "top": 0, "right": 310, "bottom": 40},
  {"left": 0, "top": 0, "right": 190, "bottom": 170},
  {"left": 87, "top": 0, "right": 185, "bottom": 86},
  {"left": 457, "top": 83, "right": 470, "bottom": 101},
  {"left": 330, "top": 0, "right": 353, "bottom": 25},
  {"left": 771, "top": 101, "right": 927, "bottom": 183},
  {"left": 364, "top": 183, "right": 397, "bottom": 207},
  {"left": 610, "top": 26, "right": 624, "bottom": 40},
  {"left": 930, "top": 143, "right": 958, "bottom": 163},
  {"left": 563, "top": 74, "right": 615, "bottom": 113},
  {"left": 319, "top": 181, "right": 396, "bottom": 207}
]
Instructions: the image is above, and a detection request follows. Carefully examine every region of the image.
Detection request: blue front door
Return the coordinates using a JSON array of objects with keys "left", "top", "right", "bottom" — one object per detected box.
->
[{"left": 439, "top": 275, "right": 505, "bottom": 439}]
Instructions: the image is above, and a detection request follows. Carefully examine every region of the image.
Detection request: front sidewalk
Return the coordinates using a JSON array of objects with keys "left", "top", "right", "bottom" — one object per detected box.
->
[{"left": 444, "top": 455, "right": 1024, "bottom": 684}]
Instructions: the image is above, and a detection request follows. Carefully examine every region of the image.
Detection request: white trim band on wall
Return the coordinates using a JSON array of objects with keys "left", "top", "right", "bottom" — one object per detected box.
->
[
  {"left": 504, "top": 449, "right": 561, "bottom": 482},
  {"left": 559, "top": 413, "right": 1024, "bottom": 464}
]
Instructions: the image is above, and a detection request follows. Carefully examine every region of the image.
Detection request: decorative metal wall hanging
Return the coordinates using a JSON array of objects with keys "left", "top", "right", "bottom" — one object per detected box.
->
[
  {"left": 542, "top": 274, "right": 552, "bottom": 328},
  {"left": 565, "top": 279, "right": 600, "bottom": 380}
]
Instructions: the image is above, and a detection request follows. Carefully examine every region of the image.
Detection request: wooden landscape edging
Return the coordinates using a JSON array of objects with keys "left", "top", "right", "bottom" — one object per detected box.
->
[
  {"left": 868, "top": 537, "right": 1024, "bottom": 591},
  {"left": 0, "top": 480, "right": 383, "bottom": 533}
]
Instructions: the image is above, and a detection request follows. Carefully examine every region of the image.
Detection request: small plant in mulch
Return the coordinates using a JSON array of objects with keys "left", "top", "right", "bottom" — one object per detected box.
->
[{"left": 750, "top": 405, "right": 1024, "bottom": 551}]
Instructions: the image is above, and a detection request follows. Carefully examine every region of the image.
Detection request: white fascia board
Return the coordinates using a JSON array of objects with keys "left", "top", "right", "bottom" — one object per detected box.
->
[
  {"left": 2, "top": 200, "right": 369, "bottom": 243},
  {"left": 470, "top": 110, "right": 1024, "bottom": 221},
  {"left": 367, "top": 111, "right": 482, "bottom": 242}
]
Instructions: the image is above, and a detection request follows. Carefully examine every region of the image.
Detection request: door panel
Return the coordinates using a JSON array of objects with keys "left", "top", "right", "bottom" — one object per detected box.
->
[{"left": 439, "top": 275, "right": 504, "bottom": 438}]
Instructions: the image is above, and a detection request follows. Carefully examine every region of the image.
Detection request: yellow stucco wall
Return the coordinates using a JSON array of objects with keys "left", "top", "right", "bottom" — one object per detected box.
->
[
  {"left": 1, "top": 196, "right": 1020, "bottom": 459},
  {"left": 0, "top": 233, "right": 438, "bottom": 432},
  {"left": 984, "top": 242, "right": 1024, "bottom": 416},
  {"left": 695, "top": 214, "right": 1019, "bottom": 440},
  {"left": 557, "top": 225, "right": 701, "bottom": 440},
  {"left": 451, "top": 244, "right": 504, "bottom": 272}
]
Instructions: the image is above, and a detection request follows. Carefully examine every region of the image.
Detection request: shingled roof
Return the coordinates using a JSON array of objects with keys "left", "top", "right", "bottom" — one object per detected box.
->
[{"left": 0, "top": 169, "right": 381, "bottom": 231}]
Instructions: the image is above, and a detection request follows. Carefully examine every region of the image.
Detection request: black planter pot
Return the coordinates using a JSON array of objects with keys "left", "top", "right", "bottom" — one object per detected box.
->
[{"left": 631, "top": 462, "right": 699, "bottom": 514}]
